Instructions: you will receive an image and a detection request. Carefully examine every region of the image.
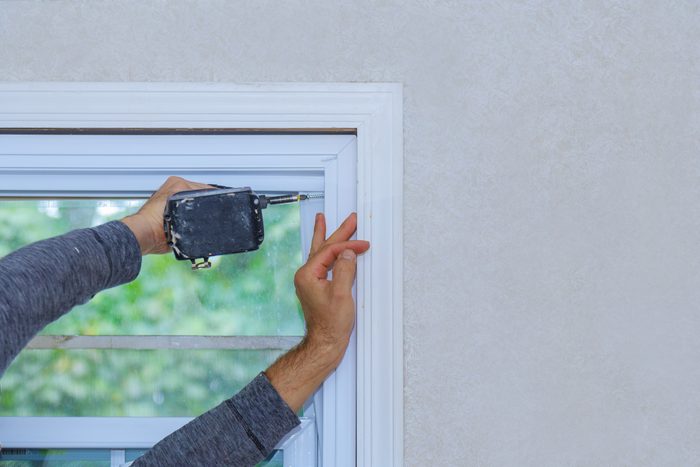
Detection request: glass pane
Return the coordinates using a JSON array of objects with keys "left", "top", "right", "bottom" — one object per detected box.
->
[
  {"left": 0, "top": 349, "right": 283, "bottom": 417},
  {"left": 0, "top": 448, "right": 111, "bottom": 466},
  {"left": 257, "top": 450, "right": 284, "bottom": 467},
  {"left": 124, "top": 450, "right": 149, "bottom": 463},
  {"left": 0, "top": 199, "right": 305, "bottom": 336}
]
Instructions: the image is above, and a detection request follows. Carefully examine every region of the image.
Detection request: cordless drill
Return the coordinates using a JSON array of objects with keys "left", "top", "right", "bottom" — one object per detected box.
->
[{"left": 163, "top": 185, "right": 319, "bottom": 270}]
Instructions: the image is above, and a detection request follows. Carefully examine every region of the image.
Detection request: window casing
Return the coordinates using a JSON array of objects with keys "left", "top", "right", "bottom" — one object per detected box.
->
[{"left": 0, "top": 82, "right": 404, "bottom": 467}]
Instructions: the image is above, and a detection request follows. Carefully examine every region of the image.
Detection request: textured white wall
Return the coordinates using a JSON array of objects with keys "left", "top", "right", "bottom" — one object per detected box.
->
[{"left": 2, "top": 1, "right": 700, "bottom": 465}]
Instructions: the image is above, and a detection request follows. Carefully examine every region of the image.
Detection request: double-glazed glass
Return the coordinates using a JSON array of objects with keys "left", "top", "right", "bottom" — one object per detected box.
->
[{"left": 0, "top": 199, "right": 304, "bottom": 417}]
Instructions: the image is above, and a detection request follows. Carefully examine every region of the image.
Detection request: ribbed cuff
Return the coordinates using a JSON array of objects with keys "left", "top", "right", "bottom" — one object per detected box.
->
[{"left": 227, "top": 373, "right": 300, "bottom": 454}]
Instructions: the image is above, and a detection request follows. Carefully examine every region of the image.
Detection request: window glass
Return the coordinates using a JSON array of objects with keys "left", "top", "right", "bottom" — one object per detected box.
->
[
  {"left": 0, "top": 448, "right": 114, "bottom": 466},
  {"left": 0, "top": 198, "right": 305, "bottom": 417},
  {"left": 0, "top": 349, "right": 283, "bottom": 417},
  {"left": 0, "top": 199, "right": 305, "bottom": 336}
]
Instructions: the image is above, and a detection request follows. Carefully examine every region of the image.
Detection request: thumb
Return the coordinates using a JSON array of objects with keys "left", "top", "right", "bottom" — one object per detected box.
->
[{"left": 331, "top": 249, "right": 357, "bottom": 294}]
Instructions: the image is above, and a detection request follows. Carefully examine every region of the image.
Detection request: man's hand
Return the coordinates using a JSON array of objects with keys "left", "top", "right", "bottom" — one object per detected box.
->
[
  {"left": 266, "top": 212, "right": 370, "bottom": 412},
  {"left": 296, "top": 212, "right": 370, "bottom": 357},
  {"left": 121, "top": 176, "right": 211, "bottom": 255}
]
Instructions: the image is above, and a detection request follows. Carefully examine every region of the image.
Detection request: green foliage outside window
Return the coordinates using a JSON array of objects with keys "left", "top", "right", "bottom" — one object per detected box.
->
[{"left": 0, "top": 200, "right": 305, "bottom": 417}]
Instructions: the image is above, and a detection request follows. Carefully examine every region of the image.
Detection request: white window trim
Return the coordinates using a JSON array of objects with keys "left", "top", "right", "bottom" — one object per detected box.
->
[
  {"left": 5, "top": 417, "right": 316, "bottom": 467},
  {"left": 0, "top": 83, "right": 404, "bottom": 467}
]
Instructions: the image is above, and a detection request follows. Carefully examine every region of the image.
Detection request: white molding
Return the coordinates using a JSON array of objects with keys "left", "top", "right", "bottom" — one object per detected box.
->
[
  {"left": 278, "top": 418, "right": 317, "bottom": 467},
  {"left": 0, "top": 417, "right": 193, "bottom": 449},
  {"left": 0, "top": 134, "right": 351, "bottom": 196},
  {"left": 0, "top": 82, "right": 404, "bottom": 467},
  {"left": 0, "top": 416, "right": 313, "bottom": 451}
]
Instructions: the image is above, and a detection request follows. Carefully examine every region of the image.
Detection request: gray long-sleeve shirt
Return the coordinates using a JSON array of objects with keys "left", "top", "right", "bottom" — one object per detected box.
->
[{"left": 0, "top": 221, "right": 299, "bottom": 466}]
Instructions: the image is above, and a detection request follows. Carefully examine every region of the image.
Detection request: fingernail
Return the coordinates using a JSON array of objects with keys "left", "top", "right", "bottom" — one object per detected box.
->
[{"left": 341, "top": 249, "right": 355, "bottom": 260}]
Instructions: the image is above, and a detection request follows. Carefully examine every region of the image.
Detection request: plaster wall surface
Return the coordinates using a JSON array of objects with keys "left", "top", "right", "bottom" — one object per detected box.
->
[{"left": 2, "top": 1, "right": 700, "bottom": 465}]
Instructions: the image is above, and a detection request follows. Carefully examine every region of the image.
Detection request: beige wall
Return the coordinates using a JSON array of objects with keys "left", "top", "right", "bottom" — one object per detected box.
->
[{"left": 2, "top": 1, "right": 700, "bottom": 464}]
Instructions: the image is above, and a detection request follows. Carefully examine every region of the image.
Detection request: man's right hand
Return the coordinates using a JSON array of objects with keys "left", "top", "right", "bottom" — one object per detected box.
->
[
  {"left": 266, "top": 212, "right": 370, "bottom": 412},
  {"left": 295, "top": 212, "right": 369, "bottom": 358}
]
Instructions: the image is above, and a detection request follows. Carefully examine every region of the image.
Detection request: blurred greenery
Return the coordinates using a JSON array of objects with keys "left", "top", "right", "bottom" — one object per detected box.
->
[
  {"left": 0, "top": 199, "right": 305, "bottom": 417},
  {"left": 1, "top": 349, "right": 282, "bottom": 417}
]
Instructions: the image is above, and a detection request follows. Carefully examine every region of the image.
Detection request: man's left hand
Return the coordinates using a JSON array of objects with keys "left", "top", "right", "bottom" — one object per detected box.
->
[{"left": 121, "top": 176, "right": 211, "bottom": 255}]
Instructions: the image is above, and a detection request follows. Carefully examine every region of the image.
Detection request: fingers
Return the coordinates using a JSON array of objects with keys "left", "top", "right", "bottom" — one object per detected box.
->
[
  {"left": 310, "top": 213, "right": 326, "bottom": 255},
  {"left": 186, "top": 180, "right": 212, "bottom": 190},
  {"left": 160, "top": 176, "right": 211, "bottom": 193},
  {"left": 330, "top": 249, "right": 357, "bottom": 296},
  {"left": 310, "top": 212, "right": 356, "bottom": 257},
  {"left": 325, "top": 213, "right": 358, "bottom": 245},
  {"left": 306, "top": 240, "right": 370, "bottom": 279}
]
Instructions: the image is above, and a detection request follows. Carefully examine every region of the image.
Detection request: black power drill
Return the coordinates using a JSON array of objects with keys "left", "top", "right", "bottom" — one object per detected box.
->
[{"left": 163, "top": 186, "right": 320, "bottom": 270}]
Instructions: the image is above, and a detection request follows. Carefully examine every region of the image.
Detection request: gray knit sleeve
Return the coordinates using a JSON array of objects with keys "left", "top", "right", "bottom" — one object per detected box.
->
[
  {"left": 132, "top": 373, "right": 300, "bottom": 467},
  {"left": 0, "top": 220, "right": 142, "bottom": 374}
]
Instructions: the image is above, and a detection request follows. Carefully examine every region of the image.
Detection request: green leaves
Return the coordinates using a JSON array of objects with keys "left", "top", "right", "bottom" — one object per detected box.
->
[
  {"left": 0, "top": 199, "right": 304, "bottom": 417},
  {"left": 1, "top": 349, "right": 283, "bottom": 416}
]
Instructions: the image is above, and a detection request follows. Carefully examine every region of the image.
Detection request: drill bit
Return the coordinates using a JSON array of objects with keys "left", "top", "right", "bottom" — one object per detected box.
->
[{"left": 259, "top": 193, "right": 323, "bottom": 208}]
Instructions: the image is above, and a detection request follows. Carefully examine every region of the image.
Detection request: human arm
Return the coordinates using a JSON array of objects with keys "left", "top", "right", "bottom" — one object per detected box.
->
[
  {"left": 0, "top": 221, "right": 142, "bottom": 374},
  {"left": 134, "top": 211, "right": 369, "bottom": 466},
  {"left": 0, "top": 177, "right": 295, "bottom": 465},
  {"left": 124, "top": 177, "right": 369, "bottom": 413},
  {"left": 0, "top": 174, "right": 368, "bottom": 466},
  {"left": 266, "top": 212, "right": 368, "bottom": 412},
  {"left": 0, "top": 177, "right": 209, "bottom": 374}
]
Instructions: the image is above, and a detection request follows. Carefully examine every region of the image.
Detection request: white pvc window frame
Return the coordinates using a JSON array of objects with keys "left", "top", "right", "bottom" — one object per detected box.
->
[
  {"left": 0, "top": 133, "right": 351, "bottom": 467},
  {"left": 0, "top": 83, "right": 403, "bottom": 467}
]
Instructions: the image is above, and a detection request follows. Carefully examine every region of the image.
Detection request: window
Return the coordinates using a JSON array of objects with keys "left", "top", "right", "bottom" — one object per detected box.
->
[
  {"left": 0, "top": 83, "right": 403, "bottom": 467},
  {"left": 0, "top": 133, "right": 353, "bottom": 466}
]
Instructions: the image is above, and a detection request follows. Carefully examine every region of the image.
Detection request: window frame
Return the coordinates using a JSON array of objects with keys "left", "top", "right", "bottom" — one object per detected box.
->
[
  {"left": 0, "top": 133, "right": 351, "bottom": 466},
  {"left": 0, "top": 82, "right": 403, "bottom": 467}
]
